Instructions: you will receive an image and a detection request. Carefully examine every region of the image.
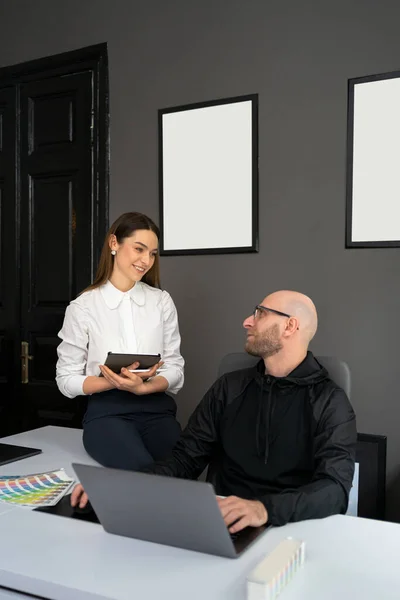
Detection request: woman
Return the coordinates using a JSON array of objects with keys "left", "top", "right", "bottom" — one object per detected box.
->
[{"left": 56, "top": 212, "right": 184, "bottom": 470}]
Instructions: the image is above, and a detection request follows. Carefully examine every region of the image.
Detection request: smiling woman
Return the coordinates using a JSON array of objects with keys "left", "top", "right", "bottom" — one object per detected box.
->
[
  {"left": 55, "top": 212, "right": 184, "bottom": 470},
  {"left": 84, "top": 213, "right": 161, "bottom": 292}
]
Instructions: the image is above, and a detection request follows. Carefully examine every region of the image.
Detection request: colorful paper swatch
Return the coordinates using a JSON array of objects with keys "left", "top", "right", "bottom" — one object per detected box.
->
[{"left": 0, "top": 469, "right": 74, "bottom": 508}]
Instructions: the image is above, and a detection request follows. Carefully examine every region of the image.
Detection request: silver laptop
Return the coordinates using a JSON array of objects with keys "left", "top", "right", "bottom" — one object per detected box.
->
[{"left": 72, "top": 463, "right": 268, "bottom": 558}]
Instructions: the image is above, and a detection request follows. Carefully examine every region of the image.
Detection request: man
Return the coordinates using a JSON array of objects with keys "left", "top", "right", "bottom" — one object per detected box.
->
[{"left": 72, "top": 290, "right": 356, "bottom": 534}]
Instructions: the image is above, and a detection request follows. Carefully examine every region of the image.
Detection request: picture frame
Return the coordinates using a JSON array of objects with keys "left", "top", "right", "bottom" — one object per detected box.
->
[
  {"left": 158, "top": 94, "right": 259, "bottom": 255},
  {"left": 346, "top": 69, "right": 400, "bottom": 247}
]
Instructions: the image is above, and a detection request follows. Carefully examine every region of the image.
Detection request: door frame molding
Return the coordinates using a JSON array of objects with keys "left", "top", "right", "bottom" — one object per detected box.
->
[{"left": 0, "top": 42, "right": 110, "bottom": 275}]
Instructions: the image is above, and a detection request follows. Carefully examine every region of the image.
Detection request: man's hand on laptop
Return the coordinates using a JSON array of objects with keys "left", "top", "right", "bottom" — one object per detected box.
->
[
  {"left": 216, "top": 496, "right": 268, "bottom": 533},
  {"left": 70, "top": 483, "right": 89, "bottom": 509}
]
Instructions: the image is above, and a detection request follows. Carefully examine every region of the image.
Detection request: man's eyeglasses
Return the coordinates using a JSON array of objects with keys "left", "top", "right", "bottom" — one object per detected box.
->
[{"left": 252, "top": 305, "right": 292, "bottom": 320}]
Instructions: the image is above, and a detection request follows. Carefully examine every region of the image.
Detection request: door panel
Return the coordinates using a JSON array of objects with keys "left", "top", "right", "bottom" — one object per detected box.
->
[
  {"left": 19, "top": 72, "right": 94, "bottom": 430},
  {"left": 29, "top": 173, "right": 77, "bottom": 306},
  {"left": 0, "top": 44, "right": 108, "bottom": 436}
]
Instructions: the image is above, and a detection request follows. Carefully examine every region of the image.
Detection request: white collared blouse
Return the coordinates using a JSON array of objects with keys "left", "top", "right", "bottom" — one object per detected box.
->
[{"left": 56, "top": 280, "right": 184, "bottom": 399}]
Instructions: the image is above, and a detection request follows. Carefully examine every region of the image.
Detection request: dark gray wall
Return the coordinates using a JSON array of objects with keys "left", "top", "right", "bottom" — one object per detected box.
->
[{"left": 0, "top": 0, "right": 398, "bottom": 518}]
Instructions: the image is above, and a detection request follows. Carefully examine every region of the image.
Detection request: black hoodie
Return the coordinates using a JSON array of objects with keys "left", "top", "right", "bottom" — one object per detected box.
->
[{"left": 143, "top": 352, "right": 357, "bottom": 526}]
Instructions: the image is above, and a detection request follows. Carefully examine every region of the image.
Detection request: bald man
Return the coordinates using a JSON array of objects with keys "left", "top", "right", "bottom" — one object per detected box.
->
[{"left": 72, "top": 290, "right": 356, "bottom": 532}]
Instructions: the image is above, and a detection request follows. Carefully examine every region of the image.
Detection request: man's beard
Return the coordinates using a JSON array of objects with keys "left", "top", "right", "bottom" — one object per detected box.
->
[{"left": 245, "top": 323, "right": 283, "bottom": 358}]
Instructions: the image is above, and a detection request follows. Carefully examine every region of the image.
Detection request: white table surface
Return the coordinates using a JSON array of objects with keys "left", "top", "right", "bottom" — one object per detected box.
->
[
  {"left": 0, "top": 426, "right": 99, "bottom": 518},
  {"left": 0, "top": 590, "right": 34, "bottom": 600},
  {"left": 0, "top": 425, "right": 99, "bottom": 478},
  {"left": 0, "top": 427, "right": 399, "bottom": 600}
]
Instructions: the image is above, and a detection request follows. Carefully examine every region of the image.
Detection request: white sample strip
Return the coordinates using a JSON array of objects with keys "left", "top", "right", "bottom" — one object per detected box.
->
[{"left": 247, "top": 537, "right": 305, "bottom": 600}]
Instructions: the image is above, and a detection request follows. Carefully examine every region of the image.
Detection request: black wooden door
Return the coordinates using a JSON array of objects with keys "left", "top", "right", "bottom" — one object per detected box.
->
[
  {"left": 0, "top": 44, "right": 109, "bottom": 436},
  {"left": 0, "top": 86, "right": 18, "bottom": 432}
]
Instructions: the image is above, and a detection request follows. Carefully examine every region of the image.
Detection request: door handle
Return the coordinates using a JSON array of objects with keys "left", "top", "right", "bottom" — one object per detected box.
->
[{"left": 21, "top": 341, "right": 33, "bottom": 384}]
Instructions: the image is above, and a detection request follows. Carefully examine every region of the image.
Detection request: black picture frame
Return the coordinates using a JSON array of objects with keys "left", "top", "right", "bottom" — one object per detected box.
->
[
  {"left": 158, "top": 94, "right": 259, "bottom": 256},
  {"left": 356, "top": 433, "right": 387, "bottom": 520},
  {"left": 346, "top": 69, "right": 400, "bottom": 248}
]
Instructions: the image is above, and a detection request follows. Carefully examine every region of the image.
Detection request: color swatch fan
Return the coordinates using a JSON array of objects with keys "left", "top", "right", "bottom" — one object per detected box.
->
[{"left": 0, "top": 470, "right": 74, "bottom": 508}]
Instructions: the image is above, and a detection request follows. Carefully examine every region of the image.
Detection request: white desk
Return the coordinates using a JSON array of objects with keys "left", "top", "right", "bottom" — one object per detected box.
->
[
  {"left": 0, "top": 426, "right": 99, "bottom": 478},
  {"left": 0, "top": 426, "right": 99, "bottom": 518},
  {"left": 0, "top": 591, "right": 34, "bottom": 600},
  {"left": 0, "top": 427, "right": 400, "bottom": 600}
]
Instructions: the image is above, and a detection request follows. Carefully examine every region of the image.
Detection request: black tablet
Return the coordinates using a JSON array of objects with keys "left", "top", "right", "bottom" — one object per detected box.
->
[
  {"left": 0, "top": 443, "right": 42, "bottom": 466},
  {"left": 101, "top": 352, "right": 161, "bottom": 374},
  {"left": 35, "top": 494, "right": 100, "bottom": 524}
]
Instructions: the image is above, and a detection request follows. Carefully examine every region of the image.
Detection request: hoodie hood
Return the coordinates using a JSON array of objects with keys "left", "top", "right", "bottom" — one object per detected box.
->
[{"left": 254, "top": 351, "right": 329, "bottom": 388}]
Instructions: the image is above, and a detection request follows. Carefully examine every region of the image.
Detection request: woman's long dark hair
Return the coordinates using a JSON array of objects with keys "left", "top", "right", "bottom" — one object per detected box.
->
[{"left": 83, "top": 212, "right": 160, "bottom": 292}]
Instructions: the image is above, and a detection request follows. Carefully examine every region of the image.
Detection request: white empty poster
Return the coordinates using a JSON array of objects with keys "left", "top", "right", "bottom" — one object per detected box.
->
[
  {"left": 347, "top": 73, "right": 400, "bottom": 246},
  {"left": 159, "top": 95, "right": 258, "bottom": 255}
]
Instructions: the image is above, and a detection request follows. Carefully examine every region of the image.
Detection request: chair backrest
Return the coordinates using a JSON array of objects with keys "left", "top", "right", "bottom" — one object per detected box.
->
[{"left": 217, "top": 352, "right": 351, "bottom": 398}]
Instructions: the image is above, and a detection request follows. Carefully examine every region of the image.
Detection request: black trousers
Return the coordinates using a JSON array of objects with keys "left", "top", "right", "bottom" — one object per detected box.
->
[{"left": 82, "top": 390, "right": 181, "bottom": 471}]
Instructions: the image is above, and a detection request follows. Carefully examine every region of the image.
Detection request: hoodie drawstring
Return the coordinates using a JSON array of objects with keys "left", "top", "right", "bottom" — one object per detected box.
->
[{"left": 256, "top": 378, "right": 277, "bottom": 464}]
